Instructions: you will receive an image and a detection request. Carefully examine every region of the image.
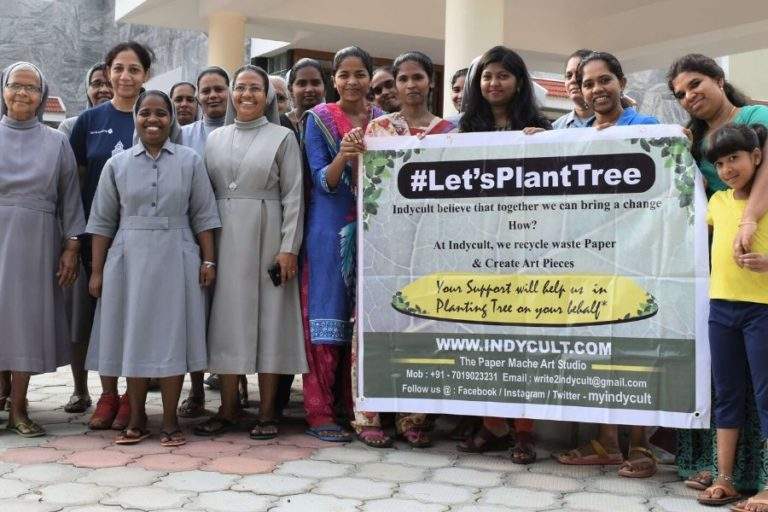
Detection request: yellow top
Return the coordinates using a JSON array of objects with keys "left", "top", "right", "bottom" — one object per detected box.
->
[{"left": 707, "top": 189, "right": 768, "bottom": 304}]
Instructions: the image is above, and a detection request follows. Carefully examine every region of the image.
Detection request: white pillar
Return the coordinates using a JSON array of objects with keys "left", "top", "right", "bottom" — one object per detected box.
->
[
  {"left": 207, "top": 11, "right": 246, "bottom": 74},
  {"left": 443, "top": 0, "right": 505, "bottom": 115}
]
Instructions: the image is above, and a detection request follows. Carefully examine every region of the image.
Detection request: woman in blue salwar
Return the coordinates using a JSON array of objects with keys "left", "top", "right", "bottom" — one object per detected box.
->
[{"left": 301, "top": 46, "right": 385, "bottom": 443}]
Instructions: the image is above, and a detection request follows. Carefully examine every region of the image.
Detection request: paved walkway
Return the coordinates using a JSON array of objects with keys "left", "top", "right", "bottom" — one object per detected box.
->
[{"left": 0, "top": 368, "right": 712, "bottom": 512}]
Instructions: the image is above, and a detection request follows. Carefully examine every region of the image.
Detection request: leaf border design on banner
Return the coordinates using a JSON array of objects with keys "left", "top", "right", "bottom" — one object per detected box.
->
[{"left": 629, "top": 136, "right": 696, "bottom": 223}]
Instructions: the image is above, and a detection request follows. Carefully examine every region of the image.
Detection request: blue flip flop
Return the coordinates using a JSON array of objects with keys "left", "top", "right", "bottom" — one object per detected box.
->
[{"left": 305, "top": 424, "right": 353, "bottom": 442}]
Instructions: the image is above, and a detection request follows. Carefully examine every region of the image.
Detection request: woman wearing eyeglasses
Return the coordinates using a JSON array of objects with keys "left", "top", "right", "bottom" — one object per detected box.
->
[
  {"left": 270, "top": 75, "right": 292, "bottom": 116},
  {"left": 195, "top": 65, "right": 306, "bottom": 440},
  {"left": 0, "top": 62, "right": 85, "bottom": 437}
]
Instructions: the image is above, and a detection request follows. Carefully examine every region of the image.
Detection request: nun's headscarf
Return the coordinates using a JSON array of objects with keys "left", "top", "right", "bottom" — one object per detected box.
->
[
  {"left": 231, "top": 64, "right": 279, "bottom": 125},
  {"left": 195, "top": 66, "right": 235, "bottom": 126},
  {"left": 131, "top": 89, "right": 181, "bottom": 146},
  {"left": 85, "top": 62, "right": 108, "bottom": 108},
  {"left": 1, "top": 61, "right": 48, "bottom": 121},
  {"left": 170, "top": 80, "right": 202, "bottom": 122}
]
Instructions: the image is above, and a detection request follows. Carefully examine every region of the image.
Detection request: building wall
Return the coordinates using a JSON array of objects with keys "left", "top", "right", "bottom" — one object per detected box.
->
[
  {"left": 1, "top": 0, "right": 692, "bottom": 125},
  {"left": 728, "top": 48, "right": 768, "bottom": 102},
  {"left": 0, "top": 0, "right": 208, "bottom": 116}
]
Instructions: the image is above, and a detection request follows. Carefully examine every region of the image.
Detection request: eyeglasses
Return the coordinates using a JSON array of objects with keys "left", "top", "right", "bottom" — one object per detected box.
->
[
  {"left": 276, "top": 94, "right": 288, "bottom": 102},
  {"left": 233, "top": 85, "right": 264, "bottom": 94},
  {"left": 89, "top": 80, "right": 112, "bottom": 89},
  {"left": 6, "top": 83, "right": 42, "bottom": 94}
]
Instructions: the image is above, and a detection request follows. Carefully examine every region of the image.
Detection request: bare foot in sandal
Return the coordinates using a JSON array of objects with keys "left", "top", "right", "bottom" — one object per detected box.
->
[
  {"left": 697, "top": 476, "right": 741, "bottom": 506},
  {"left": 160, "top": 429, "right": 186, "bottom": 447},
  {"left": 511, "top": 432, "right": 537, "bottom": 464},
  {"left": 357, "top": 426, "right": 393, "bottom": 448},
  {"left": 401, "top": 428, "right": 431, "bottom": 448},
  {"left": 618, "top": 446, "right": 658, "bottom": 478},
  {"left": 457, "top": 426, "right": 509, "bottom": 453},
  {"left": 733, "top": 488, "right": 768, "bottom": 512}
]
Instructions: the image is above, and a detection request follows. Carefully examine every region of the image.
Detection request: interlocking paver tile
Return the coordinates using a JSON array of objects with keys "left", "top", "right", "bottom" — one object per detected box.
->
[
  {"left": 397, "top": 482, "right": 477, "bottom": 504},
  {"left": 43, "top": 423, "right": 89, "bottom": 437},
  {"left": 213, "top": 433, "right": 277, "bottom": 446},
  {"left": 590, "top": 475, "right": 666, "bottom": 496},
  {"left": 645, "top": 466, "right": 683, "bottom": 483},
  {"left": 384, "top": 451, "right": 453, "bottom": 468},
  {"left": 0, "top": 447, "right": 67, "bottom": 464},
  {"left": 275, "top": 459, "right": 352, "bottom": 478},
  {"left": 509, "top": 472, "right": 583, "bottom": 492},
  {"left": 0, "top": 498, "right": 62, "bottom": 512},
  {"left": 313, "top": 447, "right": 381, "bottom": 464},
  {"left": 232, "top": 474, "right": 315, "bottom": 495},
  {"left": 453, "top": 507, "right": 534, "bottom": 512},
  {"left": 171, "top": 440, "right": 248, "bottom": 458},
  {"left": 78, "top": 466, "right": 162, "bottom": 487},
  {"left": 65, "top": 449, "right": 134, "bottom": 469},
  {"left": 7, "top": 462, "right": 88, "bottom": 483},
  {"left": 314, "top": 476, "right": 394, "bottom": 500},
  {"left": 243, "top": 445, "right": 314, "bottom": 462},
  {"left": 105, "top": 442, "right": 171, "bottom": 456},
  {"left": 432, "top": 467, "right": 503, "bottom": 487},
  {"left": 0, "top": 434, "right": 49, "bottom": 449},
  {"left": 27, "top": 410, "right": 72, "bottom": 425},
  {"left": 270, "top": 493, "right": 360, "bottom": 512},
  {"left": 275, "top": 434, "right": 338, "bottom": 448},
  {"left": 527, "top": 458, "right": 605, "bottom": 477},
  {"left": 480, "top": 487, "right": 558, "bottom": 509},
  {"left": 363, "top": 498, "right": 448, "bottom": 512},
  {"left": 0, "top": 477, "right": 36, "bottom": 498},
  {"left": 189, "top": 490, "right": 273, "bottom": 512},
  {"left": 455, "top": 454, "right": 526, "bottom": 473},
  {"left": 60, "top": 506, "right": 143, "bottom": 512},
  {"left": 357, "top": 462, "right": 427, "bottom": 483},
  {"left": 155, "top": 469, "right": 238, "bottom": 492},
  {"left": 564, "top": 491, "right": 648, "bottom": 512},
  {"left": 39, "top": 482, "right": 113, "bottom": 506},
  {"left": 653, "top": 496, "right": 718, "bottom": 512},
  {"left": 661, "top": 481, "right": 699, "bottom": 498},
  {"left": 0, "top": 462, "right": 18, "bottom": 475},
  {"left": 132, "top": 453, "right": 205, "bottom": 472},
  {"left": 45, "top": 436, "right": 110, "bottom": 451},
  {"left": 202, "top": 456, "right": 275, "bottom": 474},
  {"left": 101, "top": 486, "right": 192, "bottom": 510}
]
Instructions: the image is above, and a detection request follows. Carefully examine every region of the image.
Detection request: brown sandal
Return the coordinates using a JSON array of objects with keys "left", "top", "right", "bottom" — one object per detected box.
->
[
  {"left": 115, "top": 428, "right": 151, "bottom": 445},
  {"left": 685, "top": 470, "right": 713, "bottom": 490},
  {"left": 697, "top": 478, "right": 741, "bottom": 506},
  {"left": 160, "top": 429, "right": 187, "bottom": 447},
  {"left": 618, "top": 446, "right": 658, "bottom": 478},
  {"left": 7, "top": 418, "right": 46, "bottom": 438},
  {"left": 457, "top": 427, "right": 509, "bottom": 453},
  {"left": 555, "top": 439, "right": 623, "bottom": 466}
]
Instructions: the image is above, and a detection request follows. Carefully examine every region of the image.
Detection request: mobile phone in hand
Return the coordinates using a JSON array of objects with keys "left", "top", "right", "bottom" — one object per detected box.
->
[{"left": 267, "top": 262, "right": 281, "bottom": 286}]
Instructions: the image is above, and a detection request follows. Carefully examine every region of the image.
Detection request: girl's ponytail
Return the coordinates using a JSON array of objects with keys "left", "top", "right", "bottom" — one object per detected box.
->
[{"left": 750, "top": 123, "right": 768, "bottom": 150}]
